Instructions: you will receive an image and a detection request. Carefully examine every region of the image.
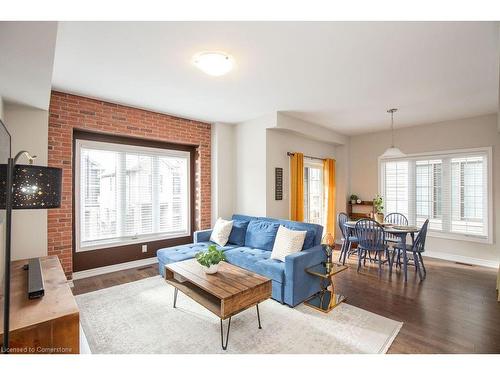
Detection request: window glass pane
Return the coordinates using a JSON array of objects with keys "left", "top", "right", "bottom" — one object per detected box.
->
[
  {"left": 78, "top": 141, "right": 190, "bottom": 250},
  {"left": 383, "top": 161, "right": 408, "bottom": 218},
  {"left": 304, "top": 165, "right": 323, "bottom": 226},
  {"left": 451, "top": 156, "right": 485, "bottom": 236},
  {"left": 415, "top": 160, "right": 442, "bottom": 230},
  {"left": 80, "top": 148, "right": 119, "bottom": 243}
]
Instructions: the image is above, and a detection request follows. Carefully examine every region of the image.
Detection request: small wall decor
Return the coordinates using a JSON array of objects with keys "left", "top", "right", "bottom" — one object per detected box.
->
[{"left": 275, "top": 167, "right": 283, "bottom": 200}]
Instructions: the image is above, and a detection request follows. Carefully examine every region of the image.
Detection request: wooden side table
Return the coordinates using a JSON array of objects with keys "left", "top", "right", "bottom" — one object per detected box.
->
[{"left": 304, "top": 263, "right": 348, "bottom": 313}]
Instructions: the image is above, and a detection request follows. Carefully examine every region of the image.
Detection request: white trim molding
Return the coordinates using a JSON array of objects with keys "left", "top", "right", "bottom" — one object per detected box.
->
[
  {"left": 71, "top": 257, "right": 158, "bottom": 280},
  {"left": 424, "top": 251, "right": 499, "bottom": 269}
]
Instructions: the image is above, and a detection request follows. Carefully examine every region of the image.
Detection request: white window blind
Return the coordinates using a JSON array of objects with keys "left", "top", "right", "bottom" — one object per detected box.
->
[
  {"left": 380, "top": 148, "right": 491, "bottom": 243},
  {"left": 76, "top": 139, "right": 190, "bottom": 251}
]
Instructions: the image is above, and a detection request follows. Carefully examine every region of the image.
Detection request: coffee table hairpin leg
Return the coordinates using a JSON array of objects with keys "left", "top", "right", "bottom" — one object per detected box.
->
[
  {"left": 220, "top": 317, "right": 232, "bottom": 350},
  {"left": 173, "top": 288, "right": 178, "bottom": 308},
  {"left": 220, "top": 304, "right": 262, "bottom": 350}
]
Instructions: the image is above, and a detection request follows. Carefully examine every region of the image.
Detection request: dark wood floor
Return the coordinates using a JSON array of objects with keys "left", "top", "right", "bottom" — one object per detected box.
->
[{"left": 72, "top": 253, "right": 500, "bottom": 354}]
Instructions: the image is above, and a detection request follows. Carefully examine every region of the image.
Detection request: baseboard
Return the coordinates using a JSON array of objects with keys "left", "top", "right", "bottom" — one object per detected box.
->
[
  {"left": 424, "top": 251, "right": 499, "bottom": 269},
  {"left": 72, "top": 257, "right": 159, "bottom": 280}
]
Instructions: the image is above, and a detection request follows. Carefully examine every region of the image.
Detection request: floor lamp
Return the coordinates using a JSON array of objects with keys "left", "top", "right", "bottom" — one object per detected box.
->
[{"left": 0, "top": 119, "right": 62, "bottom": 354}]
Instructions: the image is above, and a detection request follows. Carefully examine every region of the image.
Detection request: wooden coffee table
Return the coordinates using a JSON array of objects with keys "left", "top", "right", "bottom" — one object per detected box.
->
[{"left": 164, "top": 259, "right": 272, "bottom": 350}]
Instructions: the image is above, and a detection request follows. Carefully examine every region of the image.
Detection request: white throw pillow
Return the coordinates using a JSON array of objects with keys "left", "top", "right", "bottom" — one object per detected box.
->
[
  {"left": 270, "top": 225, "right": 307, "bottom": 262},
  {"left": 210, "top": 218, "right": 234, "bottom": 247}
]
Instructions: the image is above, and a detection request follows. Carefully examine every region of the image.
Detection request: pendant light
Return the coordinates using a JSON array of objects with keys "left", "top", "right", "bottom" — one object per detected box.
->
[{"left": 380, "top": 108, "right": 405, "bottom": 158}]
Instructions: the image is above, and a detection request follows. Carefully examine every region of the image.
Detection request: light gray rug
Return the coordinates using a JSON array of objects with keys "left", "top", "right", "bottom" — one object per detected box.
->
[{"left": 76, "top": 276, "right": 402, "bottom": 354}]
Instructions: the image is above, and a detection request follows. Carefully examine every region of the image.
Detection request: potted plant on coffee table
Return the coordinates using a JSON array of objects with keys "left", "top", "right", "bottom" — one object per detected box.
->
[
  {"left": 195, "top": 244, "right": 226, "bottom": 274},
  {"left": 373, "top": 194, "right": 384, "bottom": 223}
]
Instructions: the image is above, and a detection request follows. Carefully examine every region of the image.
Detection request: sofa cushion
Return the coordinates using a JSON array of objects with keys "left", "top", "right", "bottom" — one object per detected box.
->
[
  {"left": 244, "top": 220, "right": 280, "bottom": 251},
  {"left": 224, "top": 247, "right": 285, "bottom": 282},
  {"left": 270, "top": 225, "right": 307, "bottom": 262},
  {"left": 258, "top": 217, "right": 321, "bottom": 249},
  {"left": 157, "top": 241, "right": 236, "bottom": 264},
  {"left": 228, "top": 219, "right": 250, "bottom": 246},
  {"left": 210, "top": 218, "right": 233, "bottom": 246}
]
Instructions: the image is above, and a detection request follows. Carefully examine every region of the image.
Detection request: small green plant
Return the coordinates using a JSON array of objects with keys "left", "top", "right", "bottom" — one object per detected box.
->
[
  {"left": 373, "top": 194, "right": 384, "bottom": 214},
  {"left": 195, "top": 244, "right": 225, "bottom": 267},
  {"left": 349, "top": 194, "right": 359, "bottom": 201}
]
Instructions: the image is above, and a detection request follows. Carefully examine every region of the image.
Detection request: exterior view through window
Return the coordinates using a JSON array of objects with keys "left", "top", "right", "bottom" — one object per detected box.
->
[
  {"left": 380, "top": 149, "right": 490, "bottom": 242},
  {"left": 76, "top": 139, "right": 190, "bottom": 251},
  {"left": 304, "top": 160, "right": 324, "bottom": 226}
]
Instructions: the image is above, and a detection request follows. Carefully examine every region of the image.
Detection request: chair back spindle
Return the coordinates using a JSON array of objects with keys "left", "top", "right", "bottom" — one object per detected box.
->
[
  {"left": 338, "top": 212, "right": 349, "bottom": 240},
  {"left": 355, "top": 219, "right": 385, "bottom": 251}
]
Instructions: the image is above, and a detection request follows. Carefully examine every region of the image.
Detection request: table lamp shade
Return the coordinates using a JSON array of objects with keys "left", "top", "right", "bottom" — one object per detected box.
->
[{"left": 0, "top": 164, "right": 62, "bottom": 209}]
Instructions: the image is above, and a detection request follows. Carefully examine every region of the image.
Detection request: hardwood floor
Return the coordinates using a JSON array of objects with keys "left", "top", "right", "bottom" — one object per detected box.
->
[{"left": 71, "top": 254, "right": 500, "bottom": 354}]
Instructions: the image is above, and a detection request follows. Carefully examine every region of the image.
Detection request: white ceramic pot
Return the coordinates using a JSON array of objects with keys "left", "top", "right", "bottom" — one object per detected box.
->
[
  {"left": 351, "top": 200, "right": 356, "bottom": 204},
  {"left": 202, "top": 263, "right": 219, "bottom": 274}
]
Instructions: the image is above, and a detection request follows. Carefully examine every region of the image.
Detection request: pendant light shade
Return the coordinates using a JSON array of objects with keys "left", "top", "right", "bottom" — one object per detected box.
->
[
  {"left": 380, "top": 146, "right": 406, "bottom": 158},
  {"left": 381, "top": 108, "right": 405, "bottom": 159}
]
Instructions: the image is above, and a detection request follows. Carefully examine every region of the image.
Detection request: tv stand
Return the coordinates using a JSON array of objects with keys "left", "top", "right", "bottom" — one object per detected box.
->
[{"left": 0, "top": 256, "right": 79, "bottom": 354}]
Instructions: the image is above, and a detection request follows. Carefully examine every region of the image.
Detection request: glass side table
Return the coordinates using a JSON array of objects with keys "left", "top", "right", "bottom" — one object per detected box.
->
[{"left": 304, "top": 263, "right": 348, "bottom": 313}]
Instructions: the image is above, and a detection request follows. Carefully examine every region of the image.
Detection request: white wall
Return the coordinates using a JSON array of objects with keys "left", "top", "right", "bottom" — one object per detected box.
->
[
  {"left": 234, "top": 115, "right": 275, "bottom": 216},
  {"left": 350, "top": 113, "right": 500, "bottom": 266},
  {"left": 265, "top": 129, "right": 336, "bottom": 219},
  {"left": 4, "top": 102, "right": 49, "bottom": 261},
  {"left": 211, "top": 122, "right": 235, "bottom": 223}
]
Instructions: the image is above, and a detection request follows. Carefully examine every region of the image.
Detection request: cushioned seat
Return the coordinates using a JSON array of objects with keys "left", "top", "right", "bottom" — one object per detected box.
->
[
  {"left": 224, "top": 247, "right": 285, "bottom": 283},
  {"left": 157, "top": 242, "right": 237, "bottom": 276}
]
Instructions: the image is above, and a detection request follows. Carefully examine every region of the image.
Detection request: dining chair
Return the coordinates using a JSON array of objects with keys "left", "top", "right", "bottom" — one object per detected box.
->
[
  {"left": 393, "top": 219, "right": 429, "bottom": 281},
  {"left": 384, "top": 213, "right": 408, "bottom": 242},
  {"left": 355, "top": 219, "right": 392, "bottom": 277},
  {"left": 337, "top": 212, "right": 358, "bottom": 264}
]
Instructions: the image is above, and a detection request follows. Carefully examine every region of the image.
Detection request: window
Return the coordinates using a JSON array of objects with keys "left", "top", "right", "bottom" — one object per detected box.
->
[
  {"left": 304, "top": 160, "right": 324, "bottom": 226},
  {"left": 76, "top": 139, "right": 190, "bottom": 251},
  {"left": 380, "top": 148, "right": 491, "bottom": 243}
]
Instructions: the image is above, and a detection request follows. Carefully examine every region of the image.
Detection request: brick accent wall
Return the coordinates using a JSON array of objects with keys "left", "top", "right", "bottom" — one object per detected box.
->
[{"left": 48, "top": 91, "right": 211, "bottom": 276}]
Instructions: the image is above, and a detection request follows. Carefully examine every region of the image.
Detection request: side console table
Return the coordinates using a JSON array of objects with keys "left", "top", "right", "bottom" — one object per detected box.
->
[{"left": 304, "top": 263, "right": 348, "bottom": 313}]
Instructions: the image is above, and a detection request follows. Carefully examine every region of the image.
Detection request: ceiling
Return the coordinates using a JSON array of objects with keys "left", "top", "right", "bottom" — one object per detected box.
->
[
  {"left": 52, "top": 21, "right": 499, "bottom": 135},
  {"left": 0, "top": 22, "right": 58, "bottom": 110}
]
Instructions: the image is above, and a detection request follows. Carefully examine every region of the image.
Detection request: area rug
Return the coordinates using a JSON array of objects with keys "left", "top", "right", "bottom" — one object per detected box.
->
[{"left": 76, "top": 276, "right": 402, "bottom": 354}]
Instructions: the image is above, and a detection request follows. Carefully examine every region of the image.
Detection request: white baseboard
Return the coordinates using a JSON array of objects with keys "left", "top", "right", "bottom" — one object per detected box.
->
[
  {"left": 72, "top": 257, "right": 158, "bottom": 280},
  {"left": 424, "top": 251, "right": 499, "bottom": 269}
]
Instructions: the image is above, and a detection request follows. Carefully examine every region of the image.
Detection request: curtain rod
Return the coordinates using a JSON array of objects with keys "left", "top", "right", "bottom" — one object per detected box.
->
[{"left": 287, "top": 152, "right": 326, "bottom": 162}]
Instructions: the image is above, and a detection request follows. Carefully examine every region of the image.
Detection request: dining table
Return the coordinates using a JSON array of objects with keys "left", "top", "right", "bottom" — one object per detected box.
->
[{"left": 342, "top": 220, "right": 421, "bottom": 282}]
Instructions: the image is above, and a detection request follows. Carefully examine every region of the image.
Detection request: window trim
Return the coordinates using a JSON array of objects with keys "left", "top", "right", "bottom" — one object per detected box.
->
[
  {"left": 74, "top": 138, "right": 192, "bottom": 253},
  {"left": 378, "top": 147, "right": 493, "bottom": 244}
]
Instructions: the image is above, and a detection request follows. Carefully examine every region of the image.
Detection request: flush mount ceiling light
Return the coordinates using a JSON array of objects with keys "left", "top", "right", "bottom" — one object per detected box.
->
[
  {"left": 192, "top": 51, "right": 234, "bottom": 77},
  {"left": 380, "top": 108, "right": 406, "bottom": 159}
]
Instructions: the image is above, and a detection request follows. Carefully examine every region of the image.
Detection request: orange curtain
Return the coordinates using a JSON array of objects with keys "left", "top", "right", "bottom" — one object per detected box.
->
[
  {"left": 290, "top": 152, "right": 304, "bottom": 221},
  {"left": 323, "top": 158, "right": 336, "bottom": 236}
]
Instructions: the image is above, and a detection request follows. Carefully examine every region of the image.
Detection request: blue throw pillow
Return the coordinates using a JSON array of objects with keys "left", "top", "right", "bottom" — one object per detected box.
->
[
  {"left": 244, "top": 220, "right": 280, "bottom": 251},
  {"left": 228, "top": 220, "right": 250, "bottom": 246}
]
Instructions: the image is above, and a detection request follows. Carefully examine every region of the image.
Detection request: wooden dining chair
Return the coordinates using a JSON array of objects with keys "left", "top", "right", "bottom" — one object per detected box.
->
[
  {"left": 355, "top": 219, "right": 392, "bottom": 277},
  {"left": 337, "top": 212, "right": 358, "bottom": 264},
  {"left": 393, "top": 219, "right": 429, "bottom": 281},
  {"left": 384, "top": 213, "right": 408, "bottom": 242}
]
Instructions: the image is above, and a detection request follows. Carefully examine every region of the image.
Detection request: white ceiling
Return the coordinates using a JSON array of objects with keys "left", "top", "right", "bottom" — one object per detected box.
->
[
  {"left": 52, "top": 21, "right": 499, "bottom": 135},
  {"left": 0, "top": 22, "right": 58, "bottom": 110}
]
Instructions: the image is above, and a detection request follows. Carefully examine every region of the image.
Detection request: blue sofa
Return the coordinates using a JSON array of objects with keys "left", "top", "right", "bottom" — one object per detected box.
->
[{"left": 157, "top": 214, "right": 326, "bottom": 307}]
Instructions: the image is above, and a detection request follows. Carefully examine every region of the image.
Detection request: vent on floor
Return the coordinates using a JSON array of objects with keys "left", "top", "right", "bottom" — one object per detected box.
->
[{"left": 137, "top": 265, "right": 154, "bottom": 271}]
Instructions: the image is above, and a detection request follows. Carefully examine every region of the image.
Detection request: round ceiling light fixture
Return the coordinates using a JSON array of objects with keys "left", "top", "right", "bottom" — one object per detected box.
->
[{"left": 192, "top": 51, "right": 234, "bottom": 77}]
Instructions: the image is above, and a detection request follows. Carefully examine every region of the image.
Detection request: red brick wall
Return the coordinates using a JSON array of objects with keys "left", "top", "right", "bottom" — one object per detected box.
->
[{"left": 48, "top": 91, "right": 211, "bottom": 276}]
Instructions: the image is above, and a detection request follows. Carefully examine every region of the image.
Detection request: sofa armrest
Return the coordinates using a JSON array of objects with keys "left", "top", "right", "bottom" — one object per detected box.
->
[
  {"left": 194, "top": 229, "right": 212, "bottom": 243},
  {"left": 284, "top": 245, "right": 326, "bottom": 306}
]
